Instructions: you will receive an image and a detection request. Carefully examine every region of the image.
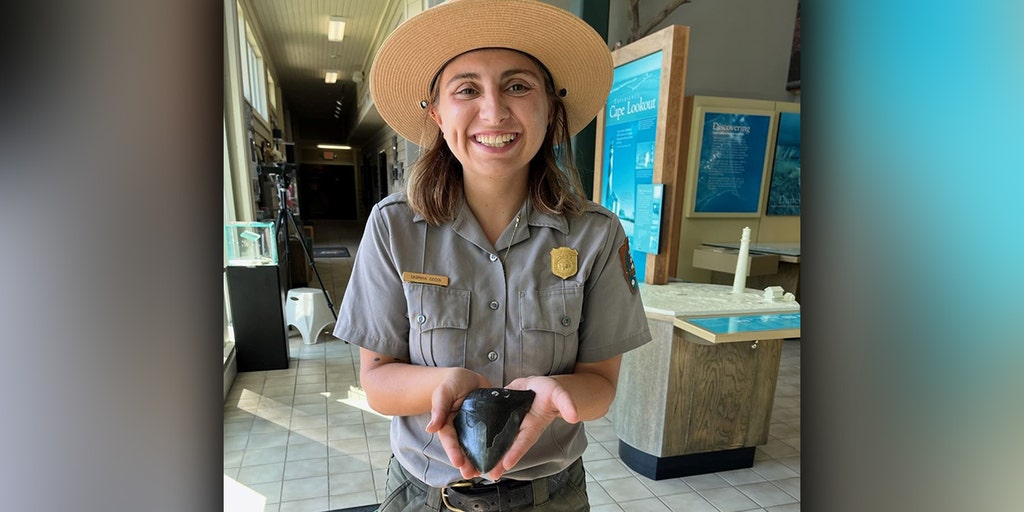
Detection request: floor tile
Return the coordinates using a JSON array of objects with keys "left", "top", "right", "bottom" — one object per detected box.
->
[
  {"left": 329, "top": 491, "right": 378, "bottom": 510},
  {"left": 586, "top": 458, "right": 634, "bottom": 481},
  {"left": 681, "top": 473, "right": 731, "bottom": 491},
  {"left": 659, "top": 491, "right": 720, "bottom": 512},
  {"left": 586, "top": 481, "right": 614, "bottom": 505},
  {"left": 699, "top": 486, "right": 761, "bottom": 512},
  {"left": 750, "top": 459, "right": 800, "bottom": 481},
  {"left": 618, "top": 497, "right": 671, "bottom": 511},
  {"left": 237, "top": 462, "right": 286, "bottom": 485},
  {"left": 328, "top": 453, "right": 372, "bottom": 475},
  {"left": 247, "top": 432, "right": 289, "bottom": 450},
  {"left": 285, "top": 441, "right": 327, "bottom": 462},
  {"left": 278, "top": 496, "right": 329, "bottom": 512},
  {"left": 279, "top": 475, "right": 328, "bottom": 502},
  {"left": 283, "top": 458, "right": 329, "bottom": 480},
  {"left": 590, "top": 504, "right": 624, "bottom": 512},
  {"left": 777, "top": 455, "right": 801, "bottom": 474},
  {"left": 583, "top": 441, "right": 615, "bottom": 462},
  {"left": 328, "top": 471, "right": 376, "bottom": 493},
  {"left": 772, "top": 477, "right": 800, "bottom": 499},
  {"left": 598, "top": 476, "right": 655, "bottom": 502},
  {"left": 288, "top": 427, "right": 327, "bottom": 445},
  {"left": 637, "top": 475, "right": 694, "bottom": 497},
  {"left": 242, "top": 446, "right": 288, "bottom": 467},
  {"left": 736, "top": 481, "right": 799, "bottom": 508}
]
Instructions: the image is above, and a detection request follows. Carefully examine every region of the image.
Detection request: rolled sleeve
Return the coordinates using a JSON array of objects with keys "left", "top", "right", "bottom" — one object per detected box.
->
[
  {"left": 577, "top": 212, "right": 651, "bottom": 363},
  {"left": 332, "top": 201, "right": 411, "bottom": 358}
]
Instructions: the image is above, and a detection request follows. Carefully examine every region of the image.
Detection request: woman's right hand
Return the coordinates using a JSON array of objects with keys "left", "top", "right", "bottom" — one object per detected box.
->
[{"left": 424, "top": 368, "right": 491, "bottom": 480}]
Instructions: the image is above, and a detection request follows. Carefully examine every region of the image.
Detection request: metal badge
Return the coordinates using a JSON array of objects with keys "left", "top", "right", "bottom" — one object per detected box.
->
[{"left": 550, "top": 247, "right": 578, "bottom": 279}]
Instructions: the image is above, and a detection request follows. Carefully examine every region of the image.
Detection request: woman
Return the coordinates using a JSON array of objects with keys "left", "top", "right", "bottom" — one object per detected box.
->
[{"left": 333, "top": 1, "right": 651, "bottom": 510}]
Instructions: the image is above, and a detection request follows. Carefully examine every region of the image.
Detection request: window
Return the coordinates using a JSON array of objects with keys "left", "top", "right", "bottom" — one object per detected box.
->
[
  {"left": 267, "top": 71, "right": 277, "bottom": 111},
  {"left": 236, "top": 2, "right": 269, "bottom": 121}
]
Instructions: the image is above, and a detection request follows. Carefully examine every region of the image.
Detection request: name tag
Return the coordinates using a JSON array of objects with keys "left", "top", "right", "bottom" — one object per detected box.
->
[{"left": 402, "top": 271, "right": 450, "bottom": 287}]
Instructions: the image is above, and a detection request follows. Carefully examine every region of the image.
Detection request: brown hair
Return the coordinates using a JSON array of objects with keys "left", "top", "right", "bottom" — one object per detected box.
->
[{"left": 405, "top": 51, "right": 587, "bottom": 225}]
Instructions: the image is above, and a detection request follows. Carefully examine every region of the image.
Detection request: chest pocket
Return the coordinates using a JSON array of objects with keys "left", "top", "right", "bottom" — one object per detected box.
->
[
  {"left": 519, "top": 284, "right": 584, "bottom": 375},
  {"left": 405, "top": 283, "right": 471, "bottom": 367}
]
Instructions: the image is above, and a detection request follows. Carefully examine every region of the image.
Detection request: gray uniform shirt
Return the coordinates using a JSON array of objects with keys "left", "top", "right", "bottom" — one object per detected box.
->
[{"left": 333, "top": 192, "right": 651, "bottom": 487}]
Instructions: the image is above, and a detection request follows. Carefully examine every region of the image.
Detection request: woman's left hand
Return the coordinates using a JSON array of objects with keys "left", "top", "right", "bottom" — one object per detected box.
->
[{"left": 487, "top": 376, "right": 579, "bottom": 480}]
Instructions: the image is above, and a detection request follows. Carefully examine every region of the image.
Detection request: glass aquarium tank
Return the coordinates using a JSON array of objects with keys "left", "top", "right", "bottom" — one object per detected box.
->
[{"left": 225, "top": 221, "right": 278, "bottom": 266}]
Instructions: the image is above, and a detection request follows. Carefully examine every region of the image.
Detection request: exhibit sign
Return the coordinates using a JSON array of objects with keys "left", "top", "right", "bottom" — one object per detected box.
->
[
  {"left": 693, "top": 112, "right": 771, "bottom": 214},
  {"left": 634, "top": 184, "right": 664, "bottom": 254},
  {"left": 593, "top": 25, "right": 690, "bottom": 285},
  {"left": 600, "top": 51, "right": 663, "bottom": 280},
  {"left": 766, "top": 111, "right": 801, "bottom": 215}
]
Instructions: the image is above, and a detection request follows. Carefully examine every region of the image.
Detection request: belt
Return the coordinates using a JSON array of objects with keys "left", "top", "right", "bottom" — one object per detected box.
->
[{"left": 440, "top": 467, "right": 571, "bottom": 512}]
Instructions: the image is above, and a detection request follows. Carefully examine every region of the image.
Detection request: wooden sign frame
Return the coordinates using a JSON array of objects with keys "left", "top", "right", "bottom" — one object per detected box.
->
[{"left": 593, "top": 25, "right": 689, "bottom": 285}]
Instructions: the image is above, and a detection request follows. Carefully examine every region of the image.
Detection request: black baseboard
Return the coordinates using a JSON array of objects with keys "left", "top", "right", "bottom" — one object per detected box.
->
[{"left": 618, "top": 440, "right": 755, "bottom": 480}]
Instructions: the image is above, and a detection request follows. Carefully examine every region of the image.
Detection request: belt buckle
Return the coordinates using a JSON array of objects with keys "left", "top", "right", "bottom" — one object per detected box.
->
[{"left": 440, "top": 481, "right": 473, "bottom": 512}]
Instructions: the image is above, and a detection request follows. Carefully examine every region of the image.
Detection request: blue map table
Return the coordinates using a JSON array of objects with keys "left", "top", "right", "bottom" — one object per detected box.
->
[{"left": 612, "top": 283, "right": 800, "bottom": 479}]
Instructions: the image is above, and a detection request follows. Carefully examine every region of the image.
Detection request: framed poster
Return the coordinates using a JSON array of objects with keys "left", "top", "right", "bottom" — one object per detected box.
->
[
  {"left": 593, "top": 25, "right": 689, "bottom": 285},
  {"left": 691, "top": 110, "right": 772, "bottom": 215},
  {"left": 766, "top": 111, "right": 801, "bottom": 215}
]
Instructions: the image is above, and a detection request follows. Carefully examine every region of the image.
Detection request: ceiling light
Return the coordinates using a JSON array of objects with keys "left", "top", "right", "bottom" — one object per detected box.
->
[
  {"left": 328, "top": 16, "right": 346, "bottom": 42},
  {"left": 325, "top": 71, "right": 338, "bottom": 84},
  {"left": 317, "top": 144, "right": 351, "bottom": 150}
]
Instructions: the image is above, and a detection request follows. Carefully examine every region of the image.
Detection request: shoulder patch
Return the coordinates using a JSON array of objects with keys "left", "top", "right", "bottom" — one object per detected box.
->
[{"left": 619, "top": 239, "right": 639, "bottom": 294}]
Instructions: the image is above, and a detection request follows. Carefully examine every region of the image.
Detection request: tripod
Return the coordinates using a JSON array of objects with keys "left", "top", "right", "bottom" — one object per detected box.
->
[{"left": 270, "top": 166, "right": 337, "bottom": 321}]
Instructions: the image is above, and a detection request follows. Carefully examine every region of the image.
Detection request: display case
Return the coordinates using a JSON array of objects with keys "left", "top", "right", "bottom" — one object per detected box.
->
[{"left": 225, "top": 221, "right": 278, "bottom": 266}]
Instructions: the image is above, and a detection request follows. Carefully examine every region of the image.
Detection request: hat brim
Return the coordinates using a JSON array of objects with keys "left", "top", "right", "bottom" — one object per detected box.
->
[{"left": 369, "top": 0, "right": 613, "bottom": 146}]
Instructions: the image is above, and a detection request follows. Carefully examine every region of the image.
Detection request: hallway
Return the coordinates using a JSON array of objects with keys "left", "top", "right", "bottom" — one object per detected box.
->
[{"left": 223, "top": 219, "right": 801, "bottom": 512}]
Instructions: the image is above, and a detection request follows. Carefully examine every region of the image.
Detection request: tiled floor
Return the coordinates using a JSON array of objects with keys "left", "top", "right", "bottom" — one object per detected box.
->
[{"left": 223, "top": 220, "right": 801, "bottom": 512}]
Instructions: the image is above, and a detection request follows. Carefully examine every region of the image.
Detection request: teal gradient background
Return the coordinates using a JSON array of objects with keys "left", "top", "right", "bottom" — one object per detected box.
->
[
  {"left": 1, "top": 0, "right": 1022, "bottom": 510},
  {"left": 806, "top": 1, "right": 1024, "bottom": 510}
]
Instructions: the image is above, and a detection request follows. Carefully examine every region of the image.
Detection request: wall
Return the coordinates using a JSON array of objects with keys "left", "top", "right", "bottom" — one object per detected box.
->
[{"left": 607, "top": 0, "right": 800, "bottom": 104}]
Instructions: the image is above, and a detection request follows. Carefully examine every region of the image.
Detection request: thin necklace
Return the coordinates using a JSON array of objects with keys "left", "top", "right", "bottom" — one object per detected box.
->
[{"left": 502, "top": 213, "right": 521, "bottom": 261}]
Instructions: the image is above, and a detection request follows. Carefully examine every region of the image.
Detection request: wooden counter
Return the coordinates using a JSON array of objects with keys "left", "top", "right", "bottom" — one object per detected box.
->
[{"left": 611, "top": 283, "right": 799, "bottom": 479}]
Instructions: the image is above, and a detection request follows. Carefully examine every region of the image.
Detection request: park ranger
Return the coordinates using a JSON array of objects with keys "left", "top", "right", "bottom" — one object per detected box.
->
[{"left": 333, "top": 1, "right": 652, "bottom": 510}]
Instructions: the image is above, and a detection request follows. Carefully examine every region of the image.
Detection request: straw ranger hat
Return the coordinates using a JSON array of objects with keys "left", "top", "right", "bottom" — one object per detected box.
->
[{"left": 369, "top": 0, "right": 613, "bottom": 146}]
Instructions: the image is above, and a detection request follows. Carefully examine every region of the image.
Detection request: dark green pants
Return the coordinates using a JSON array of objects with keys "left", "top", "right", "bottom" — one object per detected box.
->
[{"left": 378, "top": 457, "right": 590, "bottom": 511}]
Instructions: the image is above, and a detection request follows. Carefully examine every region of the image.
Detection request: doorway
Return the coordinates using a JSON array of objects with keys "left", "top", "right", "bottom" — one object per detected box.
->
[{"left": 297, "top": 164, "right": 357, "bottom": 220}]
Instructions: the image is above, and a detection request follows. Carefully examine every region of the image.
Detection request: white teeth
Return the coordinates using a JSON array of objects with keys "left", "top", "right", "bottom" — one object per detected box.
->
[{"left": 475, "top": 133, "right": 516, "bottom": 147}]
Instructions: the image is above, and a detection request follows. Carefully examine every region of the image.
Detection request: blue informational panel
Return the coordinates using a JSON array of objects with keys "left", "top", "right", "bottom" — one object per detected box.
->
[
  {"left": 633, "top": 184, "right": 664, "bottom": 254},
  {"left": 766, "top": 112, "right": 801, "bottom": 215},
  {"left": 680, "top": 312, "right": 801, "bottom": 343},
  {"left": 688, "top": 312, "right": 800, "bottom": 334},
  {"left": 600, "top": 51, "right": 663, "bottom": 281},
  {"left": 693, "top": 112, "right": 771, "bottom": 214}
]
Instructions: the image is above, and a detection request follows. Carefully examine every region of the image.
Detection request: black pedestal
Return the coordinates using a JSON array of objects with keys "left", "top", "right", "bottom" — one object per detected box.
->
[
  {"left": 619, "top": 441, "right": 755, "bottom": 480},
  {"left": 226, "top": 266, "right": 289, "bottom": 371}
]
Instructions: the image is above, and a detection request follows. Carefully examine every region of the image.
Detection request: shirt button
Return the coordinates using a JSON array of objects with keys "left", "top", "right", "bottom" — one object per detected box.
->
[
  {"left": 489, "top": 253, "right": 498, "bottom": 262},
  {"left": 561, "top": 316, "right": 571, "bottom": 326},
  {"left": 416, "top": 314, "right": 426, "bottom": 324},
  {"left": 487, "top": 351, "right": 499, "bottom": 361},
  {"left": 489, "top": 301, "right": 500, "bottom": 310}
]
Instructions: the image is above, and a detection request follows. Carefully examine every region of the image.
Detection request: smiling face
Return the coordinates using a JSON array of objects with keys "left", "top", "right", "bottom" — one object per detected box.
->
[{"left": 428, "top": 48, "right": 552, "bottom": 184}]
